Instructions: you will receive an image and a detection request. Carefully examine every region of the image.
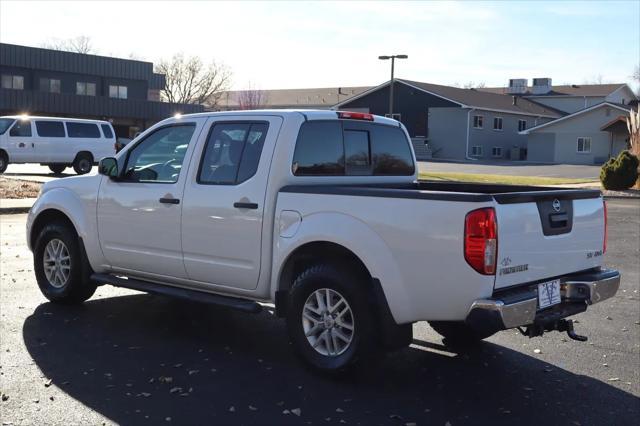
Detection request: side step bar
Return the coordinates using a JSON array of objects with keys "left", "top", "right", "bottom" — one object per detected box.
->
[{"left": 91, "top": 273, "right": 262, "bottom": 314}]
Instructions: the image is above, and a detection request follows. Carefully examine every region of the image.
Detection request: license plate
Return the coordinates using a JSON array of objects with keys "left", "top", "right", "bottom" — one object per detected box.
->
[{"left": 538, "top": 279, "right": 561, "bottom": 309}]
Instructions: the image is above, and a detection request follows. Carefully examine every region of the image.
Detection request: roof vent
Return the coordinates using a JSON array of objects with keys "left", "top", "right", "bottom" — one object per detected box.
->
[
  {"left": 507, "top": 78, "right": 528, "bottom": 94},
  {"left": 532, "top": 78, "right": 552, "bottom": 94}
]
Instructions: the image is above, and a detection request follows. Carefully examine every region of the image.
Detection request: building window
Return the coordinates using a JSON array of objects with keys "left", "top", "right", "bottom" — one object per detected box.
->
[
  {"left": 39, "top": 78, "right": 61, "bottom": 93},
  {"left": 577, "top": 137, "right": 591, "bottom": 154},
  {"left": 109, "top": 85, "right": 128, "bottom": 99},
  {"left": 384, "top": 113, "right": 401, "bottom": 121},
  {"left": 471, "top": 146, "right": 483, "bottom": 157},
  {"left": 473, "top": 115, "right": 483, "bottom": 129},
  {"left": 518, "top": 119, "right": 527, "bottom": 132},
  {"left": 492, "top": 147, "right": 503, "bottom": 157},
  {"left": 493, "top": 117, "right": 503, "bottom": 131},
  {"left": 76, "top": 82, "right": 96, "bottom": 96},
  {"left": 1, "top": 74, "right": 24, "bottom": 90}
]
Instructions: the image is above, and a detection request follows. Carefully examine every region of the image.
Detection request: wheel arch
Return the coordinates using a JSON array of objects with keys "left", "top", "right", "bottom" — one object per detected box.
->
[
  {"left": 29, "top": 208, "right": 79, "bottom": 250},
  {"left": 275, "top": 240, "right": 413, "bottom": 350}
]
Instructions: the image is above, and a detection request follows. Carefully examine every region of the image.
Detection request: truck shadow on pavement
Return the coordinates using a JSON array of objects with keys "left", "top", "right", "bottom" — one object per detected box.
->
[{"left": 23, "top": 294, "right": 639, "bottom": 426}]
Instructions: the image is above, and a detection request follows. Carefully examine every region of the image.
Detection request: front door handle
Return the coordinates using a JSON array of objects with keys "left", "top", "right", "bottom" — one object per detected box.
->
[
  {"left": 234, "top": 202, "right": 258, "bottom": 210},
  {"left": 159, "top": 197, "right": 180, "bottom": 205}
]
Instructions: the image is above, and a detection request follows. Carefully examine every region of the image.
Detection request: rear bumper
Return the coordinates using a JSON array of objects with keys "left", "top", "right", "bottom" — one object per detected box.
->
[{"left": 466, "top": 268, "right": 620, "bottom": 335}]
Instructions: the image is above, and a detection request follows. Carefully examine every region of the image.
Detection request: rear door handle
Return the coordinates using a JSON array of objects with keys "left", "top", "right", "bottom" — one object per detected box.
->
[
  {"left": 159, "top": 197, "right": 180, "bottom": 204},
  {"left": 234, "top": 202, "right": 258, "bottom": 210}
]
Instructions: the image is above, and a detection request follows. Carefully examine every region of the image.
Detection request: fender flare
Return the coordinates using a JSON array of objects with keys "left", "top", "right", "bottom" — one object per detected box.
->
[{"left": 272, "top": 211, "right": 412, "bottom": 324}]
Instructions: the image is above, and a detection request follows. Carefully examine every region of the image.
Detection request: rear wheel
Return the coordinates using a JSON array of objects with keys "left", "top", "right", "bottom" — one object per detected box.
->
[
  {"left": 73, "top": 153, "right": 93, "bottom": 175},
  {"left": 48, "top": 164, "right": 66, "bottom": 175},
  {"left": 0, "top": 151, "right": 8, "bottom": 174},
  {"left": 286, "top": 264, "right": 375, "bottom": 373},
  {"left": 429, "top": 321, "right": 494, "bottom": 346},
  {"left": 34, "top": 221, "right": 96, "bottom": 304}
]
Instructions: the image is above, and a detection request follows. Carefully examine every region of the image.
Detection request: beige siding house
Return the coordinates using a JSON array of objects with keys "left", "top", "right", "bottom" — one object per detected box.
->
[{"left": 523, "top": 103, "right": 631, "bottom": 164}]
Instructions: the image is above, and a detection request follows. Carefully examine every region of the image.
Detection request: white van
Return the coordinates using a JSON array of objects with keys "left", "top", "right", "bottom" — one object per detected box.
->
[{"left": 0, "top": 116, "right": 116, "bottom": 175}]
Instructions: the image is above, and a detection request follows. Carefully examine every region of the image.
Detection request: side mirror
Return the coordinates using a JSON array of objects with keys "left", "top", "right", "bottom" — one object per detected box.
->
[{"left": 98, "top": 157, "right": 119, "bottom": 178}]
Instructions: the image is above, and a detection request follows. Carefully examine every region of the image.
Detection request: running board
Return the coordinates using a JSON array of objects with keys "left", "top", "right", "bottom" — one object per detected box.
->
[{"left": 90, "top": 273, "right": 262, "bottom": 313}]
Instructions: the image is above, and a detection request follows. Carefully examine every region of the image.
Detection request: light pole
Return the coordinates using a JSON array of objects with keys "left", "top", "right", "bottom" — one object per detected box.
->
[{"left": 378, "top": 54, "right": 408, "bottom": 117}]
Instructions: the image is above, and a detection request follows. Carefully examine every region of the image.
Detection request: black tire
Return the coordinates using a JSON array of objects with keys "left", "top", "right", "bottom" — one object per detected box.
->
[
  {"left": 73, "top": 153, "right": 93, "bottom": 175},
  {"left": 0, "top": 151, "right": 8, "bottom": 174},
  {"left": 48, "top": 164, "right": 66, "bottom": 175},
  {"left": 429, "top": 321, "right": 494, "bottom": 346},
  {"left": 286, "top": 263, "right": 376, "bottom": 373},
  {"left": 33, "top": 221, "right": 96, "bottom": 304}
]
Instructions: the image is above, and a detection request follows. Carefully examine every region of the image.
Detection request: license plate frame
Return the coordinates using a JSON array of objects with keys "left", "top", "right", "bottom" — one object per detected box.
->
[{"left": 537, "top": 279, "right": 561, "bottom": 310}]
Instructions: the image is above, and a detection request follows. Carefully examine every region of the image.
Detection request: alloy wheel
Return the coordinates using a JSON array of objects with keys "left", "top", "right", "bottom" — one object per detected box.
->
[
  {"left": 302, "top": 288, "right": 355, "bottom": 356},
  {"left": 43, "top": 238, "right": 71, "bottom": 288}
]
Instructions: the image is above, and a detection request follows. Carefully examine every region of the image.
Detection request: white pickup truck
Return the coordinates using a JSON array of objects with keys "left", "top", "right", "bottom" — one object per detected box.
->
[{"left": 27, "top": 110, "right": 620, "bottom": 372}]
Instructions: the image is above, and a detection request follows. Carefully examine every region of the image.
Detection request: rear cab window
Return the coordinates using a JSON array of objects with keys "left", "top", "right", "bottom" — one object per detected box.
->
[
  {"left": 36, "top": 121, "right": 65, "bottom": 137},
  {"left": 292, "top": 120, "right": 414, "bottom": 176},
  {"left": 197, "top": 121, "right": 269, "bottom": 185}
]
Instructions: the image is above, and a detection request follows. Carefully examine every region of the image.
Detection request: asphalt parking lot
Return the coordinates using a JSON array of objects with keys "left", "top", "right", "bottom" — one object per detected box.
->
[{"left": 0, "top": 200, "right": 638, "bottom": 425}]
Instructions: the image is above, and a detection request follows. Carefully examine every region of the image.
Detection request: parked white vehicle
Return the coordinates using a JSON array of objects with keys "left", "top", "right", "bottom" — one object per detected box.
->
[
  {"left": 0, "top": 115, "right": 116, "bottom": 175},
  {"left": 27, "top": 110, "right": 620, "bottom": 372}
]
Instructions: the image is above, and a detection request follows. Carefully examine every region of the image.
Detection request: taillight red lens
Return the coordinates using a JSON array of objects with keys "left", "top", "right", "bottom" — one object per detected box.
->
[
  {"left": 464, "top": 208, "right": 497, "bottom": 275},
  {"left": 336, "top": 111, "right": 374, "bottom": 121},
  {"left": 603, "top": 200, "right": 607, "bottom": 254}
]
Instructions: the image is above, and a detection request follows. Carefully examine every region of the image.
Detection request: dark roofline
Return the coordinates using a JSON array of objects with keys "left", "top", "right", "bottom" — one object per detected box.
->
[
  {"left": 0, "top": 42, "right": 157, "bottom": 81},
  {"left": 334, "top": 79, "right": 560, "bottom": 118}
]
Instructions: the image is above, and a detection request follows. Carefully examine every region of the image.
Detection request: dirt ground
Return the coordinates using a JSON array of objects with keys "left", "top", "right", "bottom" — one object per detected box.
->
[{"left": 0, "top": 178, "right": 41, "bottom": 199}]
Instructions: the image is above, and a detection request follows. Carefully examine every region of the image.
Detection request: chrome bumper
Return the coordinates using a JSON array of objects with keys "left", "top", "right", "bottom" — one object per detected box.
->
[{"left": 466, "top": 268, "right": 621, "bottom": 334}]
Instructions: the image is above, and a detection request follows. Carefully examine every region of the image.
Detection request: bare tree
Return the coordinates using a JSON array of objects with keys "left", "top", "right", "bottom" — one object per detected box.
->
[
  {"left": 42, "top": 36, "right": 94, "bottom": 54},
  {"left": 632, "top": 65, "right": 640, "bottom": 95},
  {"left": 237, "top": 83, "right": 268, "bottom": 110},
  {"left": 463, "top": 81, "right": 486, "bottom": 89},
  {"left": 155, "top": 53, "right": 231, "bottom": 107}
]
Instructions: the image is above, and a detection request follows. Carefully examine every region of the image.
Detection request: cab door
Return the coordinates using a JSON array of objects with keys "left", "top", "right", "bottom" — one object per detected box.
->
[
  {"left": 6, "top": 119, "right": 34, "bottom": 162},
  {"left": 181, "top": 116, "right": 282, "bottom": 290},
  {"left": 97, "top": 119, "right": 206, "bottom": 278}
]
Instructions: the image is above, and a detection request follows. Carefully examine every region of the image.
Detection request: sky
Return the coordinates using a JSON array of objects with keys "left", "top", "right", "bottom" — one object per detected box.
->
[{"left": 1, "top": 0, "right": 638, "bottom": 91}]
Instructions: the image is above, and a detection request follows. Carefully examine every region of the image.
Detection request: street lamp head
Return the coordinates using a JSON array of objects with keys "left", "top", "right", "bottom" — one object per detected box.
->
[
  {"left": 378, "top": 55, "right": 391, "bottom": 60},
  {"left": 396, "top": 54, "right": 408, "bottom": 59}
]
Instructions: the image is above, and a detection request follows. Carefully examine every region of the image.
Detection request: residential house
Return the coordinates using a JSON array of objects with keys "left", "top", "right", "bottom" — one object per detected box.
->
[{"left": 334, "top": 79, "right": 562, "bottom": 160}]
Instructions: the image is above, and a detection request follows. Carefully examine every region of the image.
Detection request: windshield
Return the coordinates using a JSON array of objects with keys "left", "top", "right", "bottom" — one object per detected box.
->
[{"left": 0, "top": 118, "right": 15, "bottom": 135}]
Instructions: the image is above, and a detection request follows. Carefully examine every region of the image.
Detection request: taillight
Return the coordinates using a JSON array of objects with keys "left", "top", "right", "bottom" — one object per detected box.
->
[
  {"left": 464, "top": 208, "right": 497, "bottom": 275},
  {"left": 336, "top": 111, "right": 374, "bottom": 121},
  {"left": 603, "top": 200, "right": 608, "bottom": 254}
]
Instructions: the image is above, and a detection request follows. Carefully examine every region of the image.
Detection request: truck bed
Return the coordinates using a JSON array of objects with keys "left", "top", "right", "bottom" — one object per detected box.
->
[{"left": 280, "top": 181, "right": 602, "bottom": 204}]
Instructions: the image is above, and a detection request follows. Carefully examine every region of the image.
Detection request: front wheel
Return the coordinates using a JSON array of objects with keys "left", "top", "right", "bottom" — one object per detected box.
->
[
  {"left": 286, "top": 264, "right": 375, "bottom": 373},
  {"left": 73, "top": 153, "right": 93, "bottom": 175},
  {"left": 48, "top": 164, "right": 66, "bottom": 175},
  {"left": 34, "top": 221, "right": 96, "bottom": 304}
]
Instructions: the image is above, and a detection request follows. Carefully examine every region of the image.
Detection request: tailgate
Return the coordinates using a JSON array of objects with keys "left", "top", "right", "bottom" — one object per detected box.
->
[{"left": 493, "top": 190, "right": 605, "bottom": 290}]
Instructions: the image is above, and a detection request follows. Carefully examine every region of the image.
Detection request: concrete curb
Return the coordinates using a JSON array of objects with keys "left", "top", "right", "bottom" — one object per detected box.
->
[
  {"left": 0, "top": 206, "right": 31, "bottom": 214},
  {"left": 0, "top": 198, "right": 36, "bottom": 215}
]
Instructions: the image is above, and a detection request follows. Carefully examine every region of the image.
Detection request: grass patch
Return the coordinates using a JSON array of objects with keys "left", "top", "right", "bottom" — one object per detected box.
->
[{"left": 419, "top": 172, "right": 598, "bottom": 186}]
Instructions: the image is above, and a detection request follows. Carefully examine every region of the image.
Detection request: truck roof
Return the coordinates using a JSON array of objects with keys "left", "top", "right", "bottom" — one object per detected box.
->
[{"left": 176, "top": 109, "right": 401, "bottom": 127}]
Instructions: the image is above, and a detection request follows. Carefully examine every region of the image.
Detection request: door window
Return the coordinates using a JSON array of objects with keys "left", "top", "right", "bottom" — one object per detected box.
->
[
  {"left": 66, "top": 122, "right": 101, "bottom": 138},
  {"left": 198, "top": 122, "right": 269, "bottom": 185},
  {"left": 9, "top": 120, "right": 31, "bottom": 137},
  {"left": 36, "top": 121, "right": 65, "bottom": 137},
  {"left": 123, "top": 124, "right": 196, "bottom": 183}
]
